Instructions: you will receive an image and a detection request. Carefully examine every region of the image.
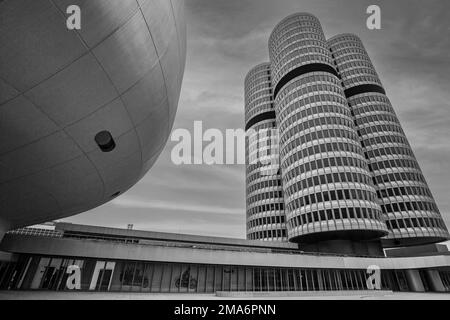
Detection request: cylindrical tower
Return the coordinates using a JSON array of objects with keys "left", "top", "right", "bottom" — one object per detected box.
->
[
  {"left": 269, "top": 13, "right": 388, "bottom": 248},
  {"left": 245, "top": 63, "right": 287, "bottom": 241},
  {"left": 328, "top": 34, "right": 450, "bottom": 247}
]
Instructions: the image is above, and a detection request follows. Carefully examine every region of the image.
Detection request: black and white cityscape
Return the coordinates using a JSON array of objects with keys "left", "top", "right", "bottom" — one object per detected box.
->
[{"left": 1, "top": 0, "right": 450, "bottom": 303}]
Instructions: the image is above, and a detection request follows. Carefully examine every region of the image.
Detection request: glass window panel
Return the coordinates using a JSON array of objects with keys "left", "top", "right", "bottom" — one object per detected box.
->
[
  {"left": 237, "top": 267, "right": 245, "bottom": 292},
  {"left": 119, "top": 261, "right": 136, "bottom": 292},
  {"left": 356, "top": 270, "right": 365, "bottom": 290},
  {"left": 262, "top": 268, "right": 269, "bottom": 291},
  {"left": 160, "top": 264, "right": 172, "bottom": 293},
  {"left": 186, "top": 265, "right": 197, "bottom": 293},
  {"left": 206, "top": 265, "right": 215, "bottom": 293},
  {"left": 0, "top": 262, "right": 12, "bottom": 290},
  {"left": 15, "top": 256, "right": 34, "bottom": 290},
  {"left": 222, "top": 266, "right": 231, "bottom": 291},
  {"left": 170, "top": 264, "right": 182, "bottom": 293},
  {"left": 214, "top": 266, "right": 223, "bottom": 291},
  {"left": 336, "top": 270, "right": 344, "bottom": 290},
  {"left": 177, "top": 265, "right": 196, "bottom": 293},
  {"left": 352, "top": 270, "right": 361, "bottom": 290},
  {"left": 331, "top": 270, "right": 338, "bottom": 290},
  {"left": 80, "top": 259, "right": 96, "bottom": 291},
  {"left": 17, "top": 256, "right": 40, "bottom": 290},
  {"left": 350, "top": 270, "right": 359, "bottom": 290},
  {"left": 54, "top": 259, "right": 70, "bottom": 291},
  {"left": 41, "top": 258, "right": 63, "bottom": 290},
  {"left": 98, "top": 261, "right": 115, "bottom": 291},
  {"left": 323, "top": 270, "right": 331, "bottom": 290},
  {"left": 306, "top": 269, "right": 315, "bottom": 291},
  {"left": 230, "top": 266, "right": 238, "bottom": 291},
  {"left": 300, "top": 269, "right": 307, "bottom": 291},
  {"left": 343, "top": 270, "right": 352, "bottom": 290},
  {"left": 141, "top": 263, "right": 152, "bottom": 292},
  {"left": 0, "top": 256, "right": 30, "bottom": 291},
  {"left": 275, "top": 269, "right": 282, "bottom": 291},
  {"left": 131, "top": 262, "right": 144, "bottom": 292},
  {"left": 253, "top": 268, "right": 262, "bottom": 291},
  {"left": 395, "top": 271, "right": 409, "bottom": 292},
  {"left": 196, "top": 266, "right": 206, "bottom": 293},
  {"left": 245, "top": 268, "right": 253, "bottom": 291},
  {"left": 150, "top": 263, "right": 163, "bottom": 292},
  {"left": 288, "top": 269, "right": 296, "bottom": 291},
  {"left": 30, "top": 257, "right": 51, "bottom": 289},
  {"left": 268, "top": 269, "right": 275, "bottom": 291},
  {"left": 90, "top": 261, "right": 107, "bottom": 291},
  {"left": 282, "top": 269, "right": 289, "bottom": 291},
  {"left": 110, "top": 261, "right": 125, "bottom": 292}
]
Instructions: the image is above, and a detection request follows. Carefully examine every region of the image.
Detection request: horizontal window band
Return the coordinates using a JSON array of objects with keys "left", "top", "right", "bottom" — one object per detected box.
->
[
  {"left": 273, "top": 63, "right": 339, "bottom": 98},
  {"left": 344, "top": 84, "right": 386, "bottom": 98},
  {"left": 245, "top": 111, "right": 276, "bottom": 131}
]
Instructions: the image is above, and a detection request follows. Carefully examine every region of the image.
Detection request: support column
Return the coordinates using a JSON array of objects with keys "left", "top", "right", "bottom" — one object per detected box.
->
[
  {"left": 425, "top": 270, "right": 446, "bottom": 292},
  {"left": 405, "top": 269, "right": 425, "bottom": 292}
]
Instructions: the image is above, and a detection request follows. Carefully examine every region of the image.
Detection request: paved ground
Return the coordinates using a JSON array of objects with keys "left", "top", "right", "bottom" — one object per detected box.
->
[{"left": 1, "top": 291, "right": 449, "bottom": 300}]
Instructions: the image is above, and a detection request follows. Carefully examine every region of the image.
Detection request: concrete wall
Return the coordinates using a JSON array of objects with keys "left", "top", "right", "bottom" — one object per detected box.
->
[{"left": 57, "top": 223, "right": 299, "bottom": 250}]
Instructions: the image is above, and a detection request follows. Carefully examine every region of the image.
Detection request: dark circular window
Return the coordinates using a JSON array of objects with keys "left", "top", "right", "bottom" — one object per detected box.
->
[{"left": 95, "top": 131, "right": 116, "bottom": 152}]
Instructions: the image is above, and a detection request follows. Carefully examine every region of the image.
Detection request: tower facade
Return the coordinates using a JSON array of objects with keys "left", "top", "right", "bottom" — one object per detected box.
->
[
  {"left": 268, "top": 13, "right": 387, "bottom": 251},
  {"left": 245, "top": 63, "right": 287, "bottom": 241},
  {"left": 328, "top": 34, "right": 450, "bottom": 247},
  {"left": 244, "top": 12, "right": 449, "bottom": 252}
]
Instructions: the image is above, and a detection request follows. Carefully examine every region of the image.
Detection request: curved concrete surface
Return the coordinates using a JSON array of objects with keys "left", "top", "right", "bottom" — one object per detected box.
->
[{"left": 0, "top": 0, "right": 186, "bottom": 231}]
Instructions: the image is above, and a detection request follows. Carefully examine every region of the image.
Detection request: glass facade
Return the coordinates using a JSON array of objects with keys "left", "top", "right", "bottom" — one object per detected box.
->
[
  {"left": 268, "top": 13, "right": 388, "bottom": 243},
  {"left": 328, "top": 34, "right": 450, "bottom": 247},
  {"left": 439, "top": 271, "right": 450, "bottom": 291},
  {"left": 0, "top": 254, "right": 437, "bottom": 293},
  {"left": 244, "top": 13, "right": 449, "bottom": 249},
  {"left": 245, "top": 63, "right": 287, "bottom": 241}
]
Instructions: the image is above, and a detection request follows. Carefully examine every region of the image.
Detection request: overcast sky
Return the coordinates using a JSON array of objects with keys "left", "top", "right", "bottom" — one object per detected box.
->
[{"left": 64, "top": 0, "right": 450, "bottom": 241}]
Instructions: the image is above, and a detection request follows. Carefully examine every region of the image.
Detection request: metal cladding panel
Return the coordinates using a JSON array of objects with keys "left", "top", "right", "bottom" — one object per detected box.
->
[
  {"left": 135, "top": 97, "right": 170, "bottom": 162},
  {"left": 0, "top": 0, "right": 187, "bottom": 229},
  {"left": 0, "top": 96, "right": 59, "bottom": 155},
  {"left": 120, "top": 63, "right": 167, "bottom": 125},
  {"left": 65, "top": 98, "right": 135, "bottom": 153},
  {"left": 0, "top": 0, "right": 87, "bottom": 91},
  {"left": 53, "top": 0, "right": 140, "bottom": 48},
  {"left": 92, "top": 11, "right": 160, "bottom": 94},
  {"left": 0, "top": 78, "right": 20, "bottom": 105},
  {"left": 24, "top": 53, "right": 119, "bottom": 126}
]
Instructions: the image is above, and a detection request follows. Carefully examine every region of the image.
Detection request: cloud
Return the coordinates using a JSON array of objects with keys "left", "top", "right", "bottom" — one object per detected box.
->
[
  {"left": 111, "top": 197, "right": 243, "bottom": 216},
  {"left": 65, "top": 0, "right": 450, "bottom": 240}
]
